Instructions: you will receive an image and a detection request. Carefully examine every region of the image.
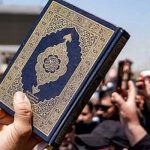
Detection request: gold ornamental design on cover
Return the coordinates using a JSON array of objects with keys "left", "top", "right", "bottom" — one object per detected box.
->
[
  {"left": 0, "top": 1, "right": 115, "bottom": 136},
  {"left": 32, "top": 34, "right": 72, "bottom": 94}
]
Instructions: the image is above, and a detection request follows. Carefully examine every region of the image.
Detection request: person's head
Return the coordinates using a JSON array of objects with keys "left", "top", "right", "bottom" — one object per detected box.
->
[
  {"left": 92, "top": 90, "right": 106, "bottom": 119},
  {"left": 90, "top": 91, "right": 100, "bottom": 107},
  {"left": 135, "top": 71, "right": 150, "bottom": 94},
  {"left": 77, "top": 102, "right": 94, "bottom": 123},
  {"left": 75, "top": 102, "right": 98, "bottom": 134},
  {"left": 90, "top": 91, "right": 101, "bottom": 118},
  {"left": 92, "top": 90, "right": 118, "bottom": 121},
  {"left": 100, "top": 95, "right": 117, "bottom": 119},
  {"left": 76, "top": 120, "right": 129, "bottom": 150}
]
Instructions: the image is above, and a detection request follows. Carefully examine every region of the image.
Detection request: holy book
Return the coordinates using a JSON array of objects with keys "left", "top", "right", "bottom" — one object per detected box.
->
[{"left": 0, "top": 0, "right": 130, "bottom": 147}]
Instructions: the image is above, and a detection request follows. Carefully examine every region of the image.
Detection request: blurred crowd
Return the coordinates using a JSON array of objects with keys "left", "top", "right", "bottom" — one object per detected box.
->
[
  {"left": 0, "top": 51, "right": 14, "bottom": 78},
  {"left": 58, "top": 59, "right": 150, "bottom": 150},
  {"left": 0, "top": 52, "right": 150, "bottom": 150}
]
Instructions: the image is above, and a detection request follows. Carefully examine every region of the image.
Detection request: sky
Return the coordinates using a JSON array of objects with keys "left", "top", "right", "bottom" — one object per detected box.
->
[{"left": 2, "top": 0, "right": 150, "bottom": 71}]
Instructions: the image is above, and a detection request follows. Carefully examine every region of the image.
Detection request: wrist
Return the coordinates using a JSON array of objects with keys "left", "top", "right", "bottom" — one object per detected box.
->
[{"left": 125, "top": 123, "right": 147, "bottom": 146}]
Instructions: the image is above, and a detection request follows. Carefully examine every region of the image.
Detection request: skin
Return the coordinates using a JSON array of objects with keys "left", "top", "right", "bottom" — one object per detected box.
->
[
  {"left": 0, "top": 92, "right": 41, "bottom": 150},
  {"left": 145, "top": 78, "right": 150, "bottom": 97},
  {"left": 59, "top": 126, "right": 75, "bottom": 150},
  {"left": 76, "top": 105, "right": 93, "bottom": 123},
  {"left": 112, "top": 81, "right": 147, "bottom": 146},
  {"left": 136, "top": 76, "right": 150, "bottom": 97},
  {"left": 136, "top": 94, "right": 145, "bottom": 110},
  {"left": 100, "top": 95, "right": 116, "bottom": 118}
]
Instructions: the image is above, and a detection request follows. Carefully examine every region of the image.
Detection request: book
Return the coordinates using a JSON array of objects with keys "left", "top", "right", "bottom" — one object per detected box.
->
[{"left": 0, "top": 0, "right": 130, "bottom": 147}]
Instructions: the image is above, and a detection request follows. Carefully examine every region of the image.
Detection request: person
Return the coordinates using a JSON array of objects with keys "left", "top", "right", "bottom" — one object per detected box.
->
[
  {"left": 99, "top": 93, "right": 119, "bottom": 121},
  {"left": 90, "top": 91, "right": 102, "bottom": 123},
  {"left": 1, "top": 81, "right": 150, "bottom": 150},
  {"left": 0, "top": 91, "right": 42, "bottom": 150},
  {"left": 112, "top": 81, "right": 150, "bottom": 150},
  {"left": 59, "top": 126, "right": 77, "bottom": 150},
  {"left": 76, "top": 102, "right": 94, "bottom": 124},
  {"left": 75, "top": 102, "right": 98, "bottom": 134},
  {"left": 75, "top": 119, "right": 129, "bottom": 150},
  {"left": 135, "top": 73, "right": 150, "bottom": 134},
  {"left": 92, "top": 90, "right": 119, "bottom": 123}
]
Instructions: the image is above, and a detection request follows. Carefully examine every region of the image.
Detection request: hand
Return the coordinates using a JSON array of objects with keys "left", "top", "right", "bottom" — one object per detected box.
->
[
  {"left": 145, "top": 78, "right": 150, "bottom": 97},
  {"left": 112, "top": 81, "right": 147, "bottom": 146},
  {"left": 136, "top": 75, "right": 150, "bottom": 97},
  {"left": 0, "top": 92, "right": 41, "bottom": 150},
  {"left": 112, "top": 81, "right": 139, "bottom": 126}
]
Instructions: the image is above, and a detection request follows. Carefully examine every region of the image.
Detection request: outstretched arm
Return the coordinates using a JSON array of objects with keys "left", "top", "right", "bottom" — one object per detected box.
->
[{"left": 112, "top": 81, "right": 147, "bottom": 146}]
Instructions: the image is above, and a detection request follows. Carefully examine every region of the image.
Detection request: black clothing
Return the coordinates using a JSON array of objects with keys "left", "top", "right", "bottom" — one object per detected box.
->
[
  {"left": 132, "top": 134, "right": 150, "bottom": 150},
  {"left": 75, "top": 121, "right": 98, "bottom": 135},
  {"left": 76, "top": 120, "right": 129, "bottom": 149}
]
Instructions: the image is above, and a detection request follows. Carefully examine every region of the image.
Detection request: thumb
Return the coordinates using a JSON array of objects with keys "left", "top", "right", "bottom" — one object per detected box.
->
[{"left": 13, "top": 92, "right": 32, "bottom": 138}]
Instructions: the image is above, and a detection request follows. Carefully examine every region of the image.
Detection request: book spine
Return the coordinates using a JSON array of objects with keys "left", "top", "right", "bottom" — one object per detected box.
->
[
  {"left": 98, "top": 32, "right": 128, "bottom": 79},
  {"left": 50, "top": 30, "right": 129, "bottom": 147},
  {"left": 52, "top": 77, "right": 100, "bottom": 146}
]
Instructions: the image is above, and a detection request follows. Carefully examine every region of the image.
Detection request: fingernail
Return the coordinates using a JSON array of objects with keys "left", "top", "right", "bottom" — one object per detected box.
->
[{"left": 14, "top": 92, "right": 26, "bottom": 103}]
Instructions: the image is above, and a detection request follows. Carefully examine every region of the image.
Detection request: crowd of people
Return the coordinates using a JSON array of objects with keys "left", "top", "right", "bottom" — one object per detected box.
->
[
  {"left": 0, "top": 51, "right": 14, "bottom": 78},
  {"left": 58, "top": 59, "right": 150, "bottom": 150},
  {"left": 0, "top": 52, "right": 150, "bottom": 150}
]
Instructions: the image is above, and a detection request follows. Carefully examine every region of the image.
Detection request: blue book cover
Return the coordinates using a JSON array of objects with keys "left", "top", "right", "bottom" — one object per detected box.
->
[{"left": 0, "top": 0, "right": 129, "bottom": 147}]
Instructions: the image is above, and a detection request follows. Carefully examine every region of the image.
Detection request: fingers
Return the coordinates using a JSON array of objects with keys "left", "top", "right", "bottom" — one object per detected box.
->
[
  {"left": 112, "top": 81, "right": 135, "bottom": 108},
  {"left": 0, "top": 109, "right": 13, "bottom": 125},
  {"left": 145, "top": 79, "right": 150, "bottom": 96},
  {"left": 13, "top": 91, "right": 32, "bottom": 138},
  {"left": 128, "top": 81, "right": 136, "bottom": 103},
  {"left": 26, "top": 134, "right": 43, "bottom": 150},
  {"left": 112, "top": 92, "right": 125, "bottom": 107}
]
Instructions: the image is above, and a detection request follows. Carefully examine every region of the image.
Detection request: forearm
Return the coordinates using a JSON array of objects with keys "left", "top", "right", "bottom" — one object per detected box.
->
[{"left": 125, "top": 123, "right": 147, "bottom": 146}]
